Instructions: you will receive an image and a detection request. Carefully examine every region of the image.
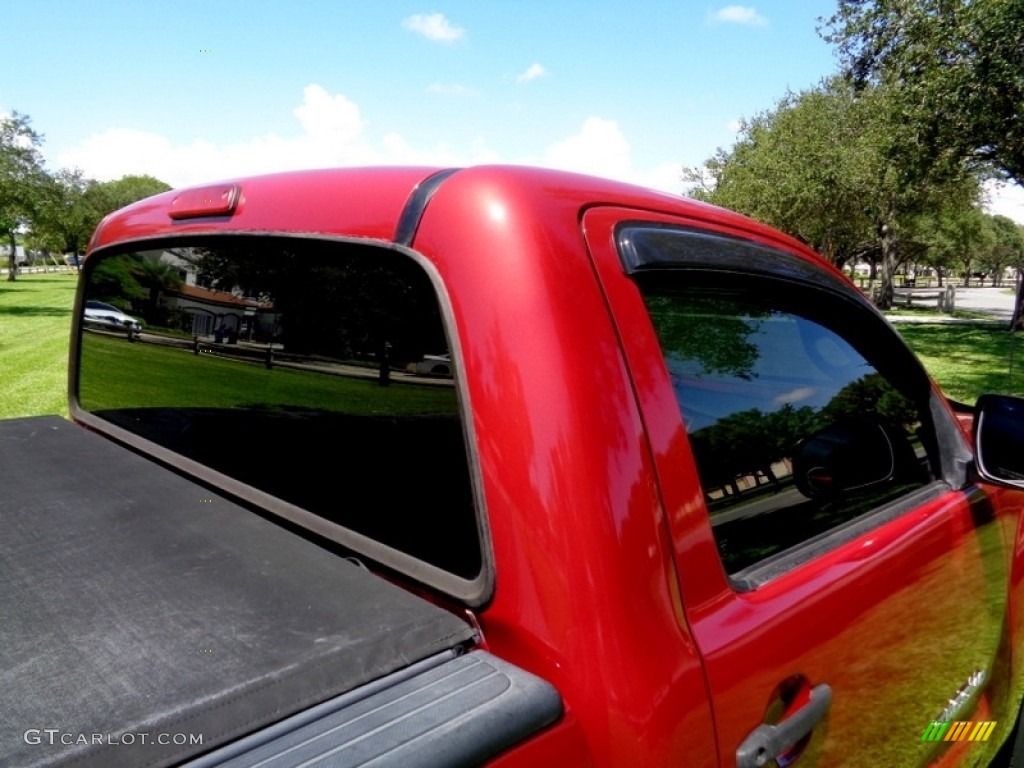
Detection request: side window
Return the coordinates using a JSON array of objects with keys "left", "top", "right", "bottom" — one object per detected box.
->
[
  {"left": 76, "top": 237, "right": 484, "bottom": 600},
  {"left": 634, "top": 272, "right": 937, "bottom": 576}
]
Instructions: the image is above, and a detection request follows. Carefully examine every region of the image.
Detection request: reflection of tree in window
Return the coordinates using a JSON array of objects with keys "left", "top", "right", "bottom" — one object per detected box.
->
[
  {"left": 87, "top": 253, "right": 183, "bottom": 327},
  {"left": 184, "top": 240, "right": 447, "bottom": 363},
  {"left": 822, "top": 372, "right": 919, "bottom": 430},
  {"left": 640, "top": 283, "right": 934, "bottom": 574},
  {"left": 690, "top": 373, "right": 920, "bottom": 503},
  {"left": 134, "top": 255, "right": 183, "bottom": 324},
  {"left": 644, "top": 295, "right": 763, "bottom": 379},
  {"left": 689, "top": 404, "right": 820, "bottom": 500}
]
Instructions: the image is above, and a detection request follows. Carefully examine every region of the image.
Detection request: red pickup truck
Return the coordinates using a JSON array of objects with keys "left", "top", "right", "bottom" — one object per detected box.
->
[{"left": 6, "top": 165, "right": 1024, "bottom": 767}]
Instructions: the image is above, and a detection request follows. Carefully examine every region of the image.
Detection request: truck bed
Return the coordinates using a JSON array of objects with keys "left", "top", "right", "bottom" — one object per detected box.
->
[{"left": 0, "top": 416, "right": 558, "bottom": 767}]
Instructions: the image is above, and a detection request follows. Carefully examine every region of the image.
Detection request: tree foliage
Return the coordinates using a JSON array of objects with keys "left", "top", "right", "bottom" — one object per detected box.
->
[
  {"left": 978, "top": 214, "right": 1024, "bottom": 286},
  {"left": 823, "top": 0, "right": 1024, "bottom": 183},
  {"left": 684, "top": 78, "right": 981, "bottom": 308},
  {"left": 824, "top": 1, "right": 1024, "bottom": 324},
  {"left": 900, "top": 185, "right": 989, "bottom": 285},
  {"left": 89, "top": 252, "right": 183, "bottom": 325},
  {"left": 87, "top": 175, "right": 171, "bottom": 215},
  {"left": 685, "top": 81, "right": 875, "bottom": 266},
  {"left": 645, "top": 294, "right": 763, "bottom": 379},
  {"left": 29, "top": 169, "right": 95, "bottom": 259},
  {"left": 0, "top": 110, "right": 172, "bottom": 279},
  {"left": 30, "top": 174, "right": 172, "bottom": 262},
  {"left": 0, "top": 113, "right": 49, "bottom": 281},
  {"left": 182, "top": 240, "right": 447, "bottom": 358}
]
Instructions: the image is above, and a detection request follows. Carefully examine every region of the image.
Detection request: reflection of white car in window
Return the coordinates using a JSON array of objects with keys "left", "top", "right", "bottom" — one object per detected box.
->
[
  {"left": 413, "top": 353, "right": 451, "bottom": 376},
  {"left": 83, "top": 300, "right": 143, "bottom": 336}
]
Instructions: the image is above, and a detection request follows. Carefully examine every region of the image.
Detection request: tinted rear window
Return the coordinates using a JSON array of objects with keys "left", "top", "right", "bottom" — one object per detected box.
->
[{"left": 77, "top": 237, "right": 482, "bottom": 588}]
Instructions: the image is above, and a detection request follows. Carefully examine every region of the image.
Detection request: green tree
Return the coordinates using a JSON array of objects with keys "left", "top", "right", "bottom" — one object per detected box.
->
[
  {"left": 29, "top": 172, "right": 172, "bottom": 267},
  {"left": 824, "top": 0, "right": 1024, "bottom": 324},
  {"left": 821, "top": 373, "right": 919, "bottom": 429},
  {"left": 823, "top": 0, "right": 1024, "bottom": 183},
  {"left": 28, "top": 169, "right": 95, "bottom": 262},
  {"left": 685, "top": 78, "right": 979, "bottom": 308},
  {"left": 88, "top": 253, "right": 147, "bottom": 307},
  {"left": 906, "top": 194, "right": 988, "bottom": 286},
  {"left": 0, "top": 113, "right": 48, "bottom": 281},
  {"left": 645, "top": 295, "right": 762, "bottom": 379},
  {"left": 978, "top": 214, "right": 1024, "bottom": 287},
  {"left": 133, "top": 253, "right": 183, "bottom": 322},
  {"left": 685, "top": 83, "right": 874, "bottom": 269},
  {"left": 86, "top": 175, "right": 171, "bottom": 215},
  {"left": 690, "top": 404, "right": 821, "bottom": 499}
]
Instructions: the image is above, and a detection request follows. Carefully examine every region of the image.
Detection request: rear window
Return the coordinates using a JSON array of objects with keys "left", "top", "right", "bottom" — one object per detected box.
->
[{"left": 75, "top": 236, "right": 485, "bottom": 601}]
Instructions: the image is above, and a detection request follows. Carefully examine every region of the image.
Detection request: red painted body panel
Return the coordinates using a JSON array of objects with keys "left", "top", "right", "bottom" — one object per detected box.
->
[
  {"left": 583, "top": 204, "right": 1018, "bottom": 766},
  {"left": 410, "top": 168, "right": 718, "bottom": 765},
  {"left": 85, "top": 165, "right": 1024, "bottom": 767},
  {"left": 87, "top": 166, "right": 445, "bottom": 251}
]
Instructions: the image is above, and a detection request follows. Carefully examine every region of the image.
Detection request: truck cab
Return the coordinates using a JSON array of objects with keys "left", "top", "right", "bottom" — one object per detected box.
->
[{"left": 9, "top": 165, "right": 1024, "bottom": 767}]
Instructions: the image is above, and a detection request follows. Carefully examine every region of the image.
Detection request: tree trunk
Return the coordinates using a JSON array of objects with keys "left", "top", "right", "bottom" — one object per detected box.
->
[
  {"left": 149, "top": 285, "right": 161, "bottom": 318},
  {"left": 6, "top": 230, "right": 17, "bottom": 282},
  {"left": 873, "top": 221, "right": 897, "bottom": 309}
]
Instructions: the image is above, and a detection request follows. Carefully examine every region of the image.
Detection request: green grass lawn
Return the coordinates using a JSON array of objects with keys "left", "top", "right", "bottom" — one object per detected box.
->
[
  {"left": 79, "top": 333, "right": 457, "bottom": 416},
  {"left": 895, "top": 323, "right": 1024, "bottom": 403},
  {"left": 0, "top": 272, "right": 77, "bottom": 419}
]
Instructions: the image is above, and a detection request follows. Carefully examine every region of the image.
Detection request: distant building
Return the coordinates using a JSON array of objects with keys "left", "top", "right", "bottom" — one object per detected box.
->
[
  {"left": 165, "top": 283, "right": 262, "bottom": 337},
  {"left": 0, "top": 245, "right": 29, "bottom": 265},
  {"left": 154, "top": 249, "right": 275, "bottom": 339}
]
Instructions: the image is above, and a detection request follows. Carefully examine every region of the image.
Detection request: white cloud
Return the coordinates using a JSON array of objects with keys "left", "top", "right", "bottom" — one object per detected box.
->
[
  {"left": 402, "top": 12, "right": 465, "bottom": 43},
  {"left": 630, "top": 162, "right": 687, "bottom": 196},
  {"left": 57, "top": 88, "right": 353, "bottom": 188},
  {"left": 516, "top": 63, "right": 547, "bottom": 84},
  {"left": 55, "top": 89, "right": 682, "bottom": 198},
  {"left": 710, "top": 6, "right": 767, "bottom": 26},
  {"left": 774, "top": 387, "right": 816, "bottom": 407},
  {"left": 377, "top": 132, "right": 499, "bottom": 166},
  {"left": 292, "top": 85, "right": 363, "bottom": 143},
  {"left": 984, "top": 180, "right": 1024, "bottom": 225},
  {"left": 541, "top": 117, "right": 633, "bottom": 180},
  {"left": 519, "top": 118, "right": 686, "bottom": 195},
  {"left": 55, "top": 84, "right": 502, "bottom": 188}
]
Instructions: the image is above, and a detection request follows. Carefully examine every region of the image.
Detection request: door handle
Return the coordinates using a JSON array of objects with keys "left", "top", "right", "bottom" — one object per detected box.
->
[{"left": 736, "top": 683, "right": 832, "bottom": 768}]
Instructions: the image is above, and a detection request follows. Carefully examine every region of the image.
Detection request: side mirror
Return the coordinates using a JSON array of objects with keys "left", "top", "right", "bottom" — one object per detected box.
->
[
  {"left": 793, "top": 420, "right": 915, "bottom": 499},
  {"left": 974, "top": 394, "right": 1024, "bottom": 489}
]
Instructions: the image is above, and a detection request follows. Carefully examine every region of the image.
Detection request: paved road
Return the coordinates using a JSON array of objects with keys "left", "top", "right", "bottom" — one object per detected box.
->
[
  {"left": 953, "top": 286, "right": 1017, "bottom": 320},
  {"left": 887, "top": 285, "right": 1019, "bottom": 324}
]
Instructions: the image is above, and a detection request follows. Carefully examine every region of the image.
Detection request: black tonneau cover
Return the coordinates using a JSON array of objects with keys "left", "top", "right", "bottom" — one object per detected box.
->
[{"left": 0, "top": 416, "right": 479, "bottom": 767}]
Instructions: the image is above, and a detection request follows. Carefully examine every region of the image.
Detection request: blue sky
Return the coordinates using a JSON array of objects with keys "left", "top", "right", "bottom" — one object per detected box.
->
[{"left": 6, "top": 1, "right": 1023, "bottom": 219}]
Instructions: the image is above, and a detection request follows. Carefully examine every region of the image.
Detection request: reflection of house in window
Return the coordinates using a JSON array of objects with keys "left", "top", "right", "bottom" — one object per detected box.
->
[
  {"left": 152, "top": 249, "right": 275, "bottom": 340},
  {"left": 164, "top": 283, "right": 268, "bottom": 339}
]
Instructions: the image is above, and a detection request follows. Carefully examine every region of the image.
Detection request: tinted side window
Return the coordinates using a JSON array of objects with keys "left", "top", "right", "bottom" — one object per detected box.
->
[
  {"left": 77, "top": 237, "right": 481, "bottom": 587},
  {"left": 634, "top": 273, "right": 936, "bottom": 575}
]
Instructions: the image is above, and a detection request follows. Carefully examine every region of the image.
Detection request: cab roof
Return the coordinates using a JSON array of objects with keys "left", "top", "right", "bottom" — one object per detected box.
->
[{"left": 87, "top": 165, "right": 814, "bottom": 260}]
